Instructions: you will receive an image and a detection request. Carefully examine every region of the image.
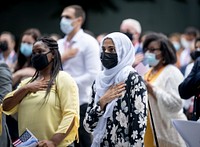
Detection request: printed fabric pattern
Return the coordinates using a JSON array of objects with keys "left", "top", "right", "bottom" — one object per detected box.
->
[{"left": 84, "top": 71, "right": 147, "bottom": 147}]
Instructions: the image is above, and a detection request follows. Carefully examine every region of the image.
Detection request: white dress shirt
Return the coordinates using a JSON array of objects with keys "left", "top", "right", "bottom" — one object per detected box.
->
[{"left": 58, "top": 29, "right": 101, "bottom": 105}]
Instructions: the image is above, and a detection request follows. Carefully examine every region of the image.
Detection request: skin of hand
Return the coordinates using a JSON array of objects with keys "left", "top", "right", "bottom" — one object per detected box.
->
[
  {"left": 132, "top": 53, "right": 144, "bottom": 67},
  {"left": 61, "top": 48, "right": 79, "bottom": 62},
  {"left": 25, "top": 77, "right": 49, "bottom": 93},
  {"left": 99, "top": 82, "right": 126, "bottom": 110},
  {"left": 37, "top": 140, "right": 56, "bottom": 147}
]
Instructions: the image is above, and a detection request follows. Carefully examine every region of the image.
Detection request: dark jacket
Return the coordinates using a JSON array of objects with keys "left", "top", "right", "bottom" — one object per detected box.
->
[
  {"left": 0, "top": 61, "right": 12, "bottom": 147},
  {"left": 178, "top": 57, "right": 200, "bottom": 121}
]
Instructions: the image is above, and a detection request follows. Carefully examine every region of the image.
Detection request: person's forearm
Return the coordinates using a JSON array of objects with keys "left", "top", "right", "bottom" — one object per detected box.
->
[
  {"left": 98, "top": 97, "right": 107, "bottom": 110},
  {"left": 3, "top": 86, "right": 30, "bottom": 111},
  {"left": 61, "top": 54, "right": 69, "bottom": 63},
  {"left": 50, "top": 133, "right": 67, "bottom": 146},
  {"left": 12, "top": 72, "right": 22, "bottom": 86},
  {"left": 51, "top": 118, "right": 75, "bottom": 146}
]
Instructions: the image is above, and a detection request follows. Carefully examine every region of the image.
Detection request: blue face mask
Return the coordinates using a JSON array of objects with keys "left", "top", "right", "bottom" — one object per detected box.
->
[
  {"left": 60, "top": 17, "right": 74, "bottom": 35},
  {"left": 144, "top": 52, "right": 160, "bottom": 67},
  {"left": 172, "top": 42, "right": 181, "bottom": 51},
  {"left": 20, "top": 43, "right": 32, "bottom": 57}
]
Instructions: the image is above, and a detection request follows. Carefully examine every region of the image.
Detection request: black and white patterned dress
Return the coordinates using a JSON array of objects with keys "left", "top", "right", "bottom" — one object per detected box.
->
[{"left": 84, "top": 71, "right": 148, "bottom": 147}]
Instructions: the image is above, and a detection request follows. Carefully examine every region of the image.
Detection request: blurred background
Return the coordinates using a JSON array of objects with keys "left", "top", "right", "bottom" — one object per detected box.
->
[{"left": 0, "top": 0, "right": 200, "bottom": 40}]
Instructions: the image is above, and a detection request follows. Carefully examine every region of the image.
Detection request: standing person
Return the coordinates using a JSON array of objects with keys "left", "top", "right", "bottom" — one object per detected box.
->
[
  {"left": 120, "top": 18, "right": 144, "bottom": 67},
  {"left": 168, "top": 32, "right": 184, "bottom": 70},
  {"left": 7, "top": 28, "right": 41, "bottom": 143},
  {"left": 84, "top": 32, "right": 148, "bottom": 146},
  {"left": 181, "top": 37, "right": 200, "bottom": 120},
  {"left": 143, "top": 33, "right": 187, "bottom": 147},
  {"left": 179, "top": 26, "right": 199, "bottom": 74},
  {"left": 13, "top": 28, "right": 41, "bottom": 89},
  {"left": 58, "top": 5, "right": 101, "bottom": 147},
  {"left": 2, "top": 37, "right": 79, "bottom": 147},
  {"left": 0, "top": 31, "right": 17, "bottom": 73},
  {"left": 185, "top": 37, "right": 200, "bottom": 76},
  {"left": 178, "top": 37, "right": 200, "bottom": 121},
  {"left": 0, "top": 62, "right": 12, "bottom": 147}
]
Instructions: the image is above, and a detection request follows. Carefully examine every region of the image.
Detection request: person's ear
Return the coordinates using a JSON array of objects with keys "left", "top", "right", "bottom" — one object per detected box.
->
[{"left": 77, "top": 17, "right": 83, "bottom": 25}]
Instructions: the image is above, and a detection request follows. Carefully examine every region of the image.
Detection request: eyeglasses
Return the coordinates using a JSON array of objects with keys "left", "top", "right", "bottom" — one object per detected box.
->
[{"left": 146, "top": 48, "right": 161, "bottom": 53}]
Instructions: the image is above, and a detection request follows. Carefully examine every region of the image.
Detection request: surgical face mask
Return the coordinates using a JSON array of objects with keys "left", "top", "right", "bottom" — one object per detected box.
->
[
  {"left": 172, "top": 42, "right": 180, "bottom": 51},
  {"left": 144, "top": 52, "right": 160, "bottom": 67},
  {"left": 0, "top": 41, "right": 8, "bottom": 52},
  {"left": 100, "top": 52, "right": 118, "bottom": 69},
  {"left": 181, "top": 38, "right": 193, "bottom": 49},
  {"left": 20, "top": 43, "right": 32, "bottom": 57},
  {"left": 31, "top": 51, "right": 52, "bottom": 71},
  {"left": 60, "top": 17, "right": 74, "bottom": 35}
]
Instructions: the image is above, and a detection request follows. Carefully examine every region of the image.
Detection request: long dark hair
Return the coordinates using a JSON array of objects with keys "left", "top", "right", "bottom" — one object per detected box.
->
[{"left": 30, "top": 36, "right": 63, "bottom": 101}]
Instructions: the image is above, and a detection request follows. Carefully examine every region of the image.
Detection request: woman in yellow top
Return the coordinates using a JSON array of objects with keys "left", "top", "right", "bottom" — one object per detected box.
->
[
  {"left": 3, "top": 36, "right": 79, "bottom": 147},
  {"left": 143, "top": 33, "right": 187, "bottom": 147}
]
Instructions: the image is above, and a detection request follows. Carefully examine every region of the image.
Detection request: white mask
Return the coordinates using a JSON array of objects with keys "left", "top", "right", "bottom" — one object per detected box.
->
[
  {"left": 60, "top": 17, "right": 74, "bottom": 35},
  {"left": 181, "top": 37, "right": 193, "bottom": 49}
]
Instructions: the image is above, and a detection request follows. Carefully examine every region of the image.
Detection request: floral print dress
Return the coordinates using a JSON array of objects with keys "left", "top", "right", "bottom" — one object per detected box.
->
[{"left": 84, "top": 71, "right": 148, "bottom": 147}]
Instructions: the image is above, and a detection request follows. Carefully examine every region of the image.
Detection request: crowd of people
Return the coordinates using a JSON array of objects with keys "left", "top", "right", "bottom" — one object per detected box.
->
[{"left": 0, "top": 4, "right": 200, "bottom": 147}]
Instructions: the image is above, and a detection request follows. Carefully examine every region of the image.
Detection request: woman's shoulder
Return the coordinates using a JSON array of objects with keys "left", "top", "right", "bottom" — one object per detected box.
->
[
  {"left": 128, "top": 70, "right": 140, "bottom": 78},
  {"left": 126, "top": 70, "right": 143, "bottom": 83},
  {"left": 162, "top": 64, "right": 184, "bottom": 80},
  {"left": 164, "top": 64, "right": 180, "bottom": 71},
  {"left": 164, "top": 64, "right": 183, "bottom": 75},
  {"left": 125, "top": 71, "right": 146, "bottom": 92},
  {"left": 57, "top": 70, "right": 72, "bottom": 78},
  {"left": 56, "top": 71, "right": 76, "bottom": 84}
]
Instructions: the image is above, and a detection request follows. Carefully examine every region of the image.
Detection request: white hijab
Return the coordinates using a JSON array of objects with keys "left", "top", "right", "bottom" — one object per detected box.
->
[{"left": 92, "top": 32, "right": 136, "bottom": 147}]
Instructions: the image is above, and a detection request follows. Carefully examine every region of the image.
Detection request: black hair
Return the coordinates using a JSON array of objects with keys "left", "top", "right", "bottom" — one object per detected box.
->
[
  {"left": 143, "top": 32, "right": 177, "bottom": 65},
  {"left": 184, "top": 26, "right": 199, "bottom": 37},
  {"left": 30, "top": 36, "right": 63, "bottom": 101},
  {"left": 195, "top": 37, "right": 200, "bottom": 46}
]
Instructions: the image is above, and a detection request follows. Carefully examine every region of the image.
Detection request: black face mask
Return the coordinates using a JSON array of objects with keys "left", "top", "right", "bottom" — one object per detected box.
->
[
  {"left": 31, "top": 51, "right": 52, "bottom": 71},
  {"left": 190, "top": 50, "right": 200, "bottom": 61},
  {"left": 0, "top": 41, "right": 8, "bottom": 52},
  {"left": 123, "top": 32, "right": 133, "bottom": 41},
  {"left": 100, "top": 52, "right": 118, "bottom": 69}
]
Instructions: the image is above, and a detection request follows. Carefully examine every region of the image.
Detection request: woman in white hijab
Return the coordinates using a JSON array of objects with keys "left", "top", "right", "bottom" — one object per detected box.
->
[{"left": 83, "top": 32, "right": 148, "bottom": 146}]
